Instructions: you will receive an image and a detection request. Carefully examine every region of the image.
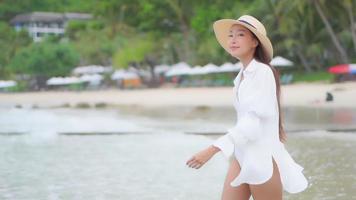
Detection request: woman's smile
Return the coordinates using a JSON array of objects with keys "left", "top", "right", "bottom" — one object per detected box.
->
[{"left": 229, "top": 46, "right": 240, "bottom": 51}]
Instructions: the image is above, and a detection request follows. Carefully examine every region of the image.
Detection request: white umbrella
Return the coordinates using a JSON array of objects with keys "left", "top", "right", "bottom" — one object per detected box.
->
[
  {"left": 154, "top": 64, "right": 170, "bottom": 74},
  {"left": 0, "top": 80, "right": 17, "bottom": 88},
  {"left": 172, "top": 62, "right": 190, "bottom": 69},
  {"left": 80, "top": 74, "right": 103, "bottom": 86},
  {"left": 202, "top": 63, "right": 220, "bottom": 74},
  {"left": 46, "top": 76, "right": 84, "bottom": 85},
  {"left": 218, "top": 62, "right": 242, "bottom": 72},
  {"left": 188, "top": 66, "right": 205, "bottom": 75},
  {"left": 165, "top": 62, "right": 191, "bottom": 77},
  {"left": 111, "top": 70, "right": 139, "bottom": 80},
  {"left": 73, "top": 65, "right": 113, "bottom": 75},
  {"left": 270, "top": 56, "right": 293, "bottom": 67}
]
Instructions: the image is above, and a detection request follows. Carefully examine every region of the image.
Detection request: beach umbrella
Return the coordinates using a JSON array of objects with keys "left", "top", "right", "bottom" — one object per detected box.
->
[
  {"left": 154, "top": 64, "right": 170, "bottom": 74},
  {"left": 202, "top": 63, "right": 220, "bottom": 74},
  {"left": 188, "top": 66, "right": 205, "bottom": 75},
  {"left": 328, "top": 64, "right": 356, "bottom": 74},
  {"left": 80, "top": 74, "right": 103, "bottom": 81},
  {"left": 0, "top": 80, "right": 17, "bottom": 88},
  {"left": 73, "top": 65, "right": 113, "bottom": 75},
  {"left": 234, "top": 62, "right": 243, "bottom": 70},
  {"left": 80, "top": 74, "right": 103, "bottom": 86},
  {"left": 220, "top": 62, "right": 234, "bottom": 68},
  {"left": 270, "top": 56, "right": 293, "bottom": 67},
  {"left": 111, "top": 70, "right": 139, "bottom": 80},
  {"left": 165, "top": 62, "right": 191, "bottom": 77},
  {"left": 218, "top": 62, "right": 241, "bottom": 72},
  {"left": 46, "top": 76, "right": 84, "bottom": 85},
  {"left": 173, "top": 62, "right": 190, "bottom": 69}
]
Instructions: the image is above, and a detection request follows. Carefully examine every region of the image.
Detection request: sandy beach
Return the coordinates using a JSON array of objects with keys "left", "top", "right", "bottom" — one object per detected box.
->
[{"left": 0, "top": 81, "right": 355, "bottom": 108}]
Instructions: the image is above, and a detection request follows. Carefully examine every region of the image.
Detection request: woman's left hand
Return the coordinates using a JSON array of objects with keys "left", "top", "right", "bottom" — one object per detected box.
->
[{"left": 186, "top": 146, "right": 218, "bottom": 169}]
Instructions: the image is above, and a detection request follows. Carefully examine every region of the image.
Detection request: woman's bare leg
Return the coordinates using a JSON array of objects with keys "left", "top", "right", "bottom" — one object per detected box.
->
[
  {"left": 221, "top": 157, "right": 251, "bottom": 200},
  {"left": 249, "top": 158, "right": 282, "bottom": 200}
]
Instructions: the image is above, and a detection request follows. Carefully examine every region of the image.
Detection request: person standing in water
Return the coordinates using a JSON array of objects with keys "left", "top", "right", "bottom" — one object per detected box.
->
[{"left": 186, "top": 15, "right": 308, "bottom": 200}]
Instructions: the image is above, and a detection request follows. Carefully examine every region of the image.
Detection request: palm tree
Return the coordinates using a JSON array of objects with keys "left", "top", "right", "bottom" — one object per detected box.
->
[{"left": 312, "top": 0, "right": 349, "bottom": 63}]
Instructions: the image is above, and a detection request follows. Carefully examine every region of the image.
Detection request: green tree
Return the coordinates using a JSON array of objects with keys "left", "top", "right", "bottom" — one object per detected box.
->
[
  {"left": 8, "top": 40, "right": 79, "bottom": 88},
  {"left": 0, "top": 22, "right": 31, "bottom": 78},
  {"left": 70, "top": 27, "right": 122, "bottom": 66},
  {"left": 113, "top": 33, "right": 163, "bottom": 87},
  {"left": 312, "top": 0, "right": 349, "bottom": 63}
]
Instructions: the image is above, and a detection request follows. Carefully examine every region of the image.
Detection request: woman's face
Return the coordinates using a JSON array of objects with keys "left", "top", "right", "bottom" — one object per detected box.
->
[{"left": 227, "top": 24, "right": 258, "bottom": 59}]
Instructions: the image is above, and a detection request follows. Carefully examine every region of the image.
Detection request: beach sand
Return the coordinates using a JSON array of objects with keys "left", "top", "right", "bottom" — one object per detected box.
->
[{"left": 0, "top": 81, "right": 355, "bottom": 109}]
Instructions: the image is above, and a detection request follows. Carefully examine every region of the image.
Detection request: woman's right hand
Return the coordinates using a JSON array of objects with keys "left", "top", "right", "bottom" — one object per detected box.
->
[{"left": 186, "top": 145, "right": 220, "bottom": 169}]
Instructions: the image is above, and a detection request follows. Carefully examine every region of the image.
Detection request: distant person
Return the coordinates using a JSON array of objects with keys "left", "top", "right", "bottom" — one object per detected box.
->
[
  {"left": 186, "top": 15, "right": 308, "bottom": 200},
  {"left": 326, "top": 92, "right": 334, "bottom": 102},
  {"left": 172, "top": 76, "right": 178, "bottom": 84}
]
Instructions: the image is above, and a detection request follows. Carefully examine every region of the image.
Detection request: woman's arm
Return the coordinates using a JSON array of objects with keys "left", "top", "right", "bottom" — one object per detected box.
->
[
  {"left": 209, "top": 144, "right": 221, "bottom": 154},
  {"left": 186, "top": 145, "right": 221, "bottom": 169},
  {"left": 211, "top": 133, "right": 235, "bottom": 160}
]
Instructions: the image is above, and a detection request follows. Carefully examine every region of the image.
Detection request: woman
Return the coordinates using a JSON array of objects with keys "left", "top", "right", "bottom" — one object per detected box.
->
[{"left": 185, "top": 15, "right": 308, "bottom": 200}]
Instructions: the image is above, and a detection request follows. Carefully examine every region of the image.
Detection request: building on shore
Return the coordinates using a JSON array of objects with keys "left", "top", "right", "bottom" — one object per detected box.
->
[{"left": 10, "top": 12, "right": 92, "bottom": 42}]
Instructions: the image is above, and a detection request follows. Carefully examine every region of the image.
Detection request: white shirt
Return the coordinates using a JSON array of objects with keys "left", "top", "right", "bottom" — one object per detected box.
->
[{"left": 211, "top": 58, "right": 308, "bottom": 193}]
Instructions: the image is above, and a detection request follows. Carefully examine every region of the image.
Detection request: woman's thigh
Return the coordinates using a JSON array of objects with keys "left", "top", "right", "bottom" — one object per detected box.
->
[
  {"left": 221, "top": 157, "right": 251, "bottom": 200},
  {"left": 249, "top": 158, "right": 282, "bottom": 200}
]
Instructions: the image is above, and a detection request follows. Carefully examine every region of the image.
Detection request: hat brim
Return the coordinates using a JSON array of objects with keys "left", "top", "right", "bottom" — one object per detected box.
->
[{"left": 213, "top": 19, "right": 273, "bottom": 63}]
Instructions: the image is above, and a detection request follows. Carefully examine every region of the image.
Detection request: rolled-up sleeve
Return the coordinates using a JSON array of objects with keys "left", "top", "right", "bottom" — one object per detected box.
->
[
  {"left": 211, "top": 134, "right": 234, "bottom": 160},
  {"left": 212, "top": 67, "right": 277, "bottom": 154},
  {"left": 227, "top": 111, "right": 262, "bottom": 146}
]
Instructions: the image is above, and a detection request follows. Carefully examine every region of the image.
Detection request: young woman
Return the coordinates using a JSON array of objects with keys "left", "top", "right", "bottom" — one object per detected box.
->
[{"left": 186, "top": 15, "right": 308, "bottom": 200}]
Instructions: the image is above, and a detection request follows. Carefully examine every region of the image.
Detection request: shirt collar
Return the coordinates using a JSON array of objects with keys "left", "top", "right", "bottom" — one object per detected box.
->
[
  {"left": 241, "top": 58, "right": 259, "bottom": 76},
  {"left": 233, "top": 58, "right": 259, "bottom": 85}
]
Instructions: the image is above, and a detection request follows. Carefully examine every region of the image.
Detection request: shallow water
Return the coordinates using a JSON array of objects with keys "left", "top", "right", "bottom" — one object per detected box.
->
[{"left": 0, "top": 107, "right": 355, "bottom": 200}]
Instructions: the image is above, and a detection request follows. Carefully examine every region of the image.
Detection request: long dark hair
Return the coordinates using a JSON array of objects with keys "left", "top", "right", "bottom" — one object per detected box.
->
[{"left": 253, "top": 39, "right": 287, "bottom": 143}]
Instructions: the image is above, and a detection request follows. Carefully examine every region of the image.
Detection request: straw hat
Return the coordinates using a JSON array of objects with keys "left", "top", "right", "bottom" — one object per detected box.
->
[{"left": 213, "top": 15, "right": 273, "bottom": 63}]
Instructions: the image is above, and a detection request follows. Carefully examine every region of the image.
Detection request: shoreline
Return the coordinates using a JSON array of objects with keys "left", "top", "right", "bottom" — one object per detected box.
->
[{"left": 0, "top": 81, "right": 356, "bottom": 109}]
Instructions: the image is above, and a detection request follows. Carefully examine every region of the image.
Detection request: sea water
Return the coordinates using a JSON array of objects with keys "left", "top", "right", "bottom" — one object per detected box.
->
[{"left": 0, "top": 107, "right": 355, "bottom": 200}]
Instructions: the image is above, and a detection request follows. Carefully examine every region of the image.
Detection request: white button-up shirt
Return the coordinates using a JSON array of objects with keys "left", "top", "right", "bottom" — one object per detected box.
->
[{"left": 211, "top": 58, "right": 308, "bottom": 193}]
